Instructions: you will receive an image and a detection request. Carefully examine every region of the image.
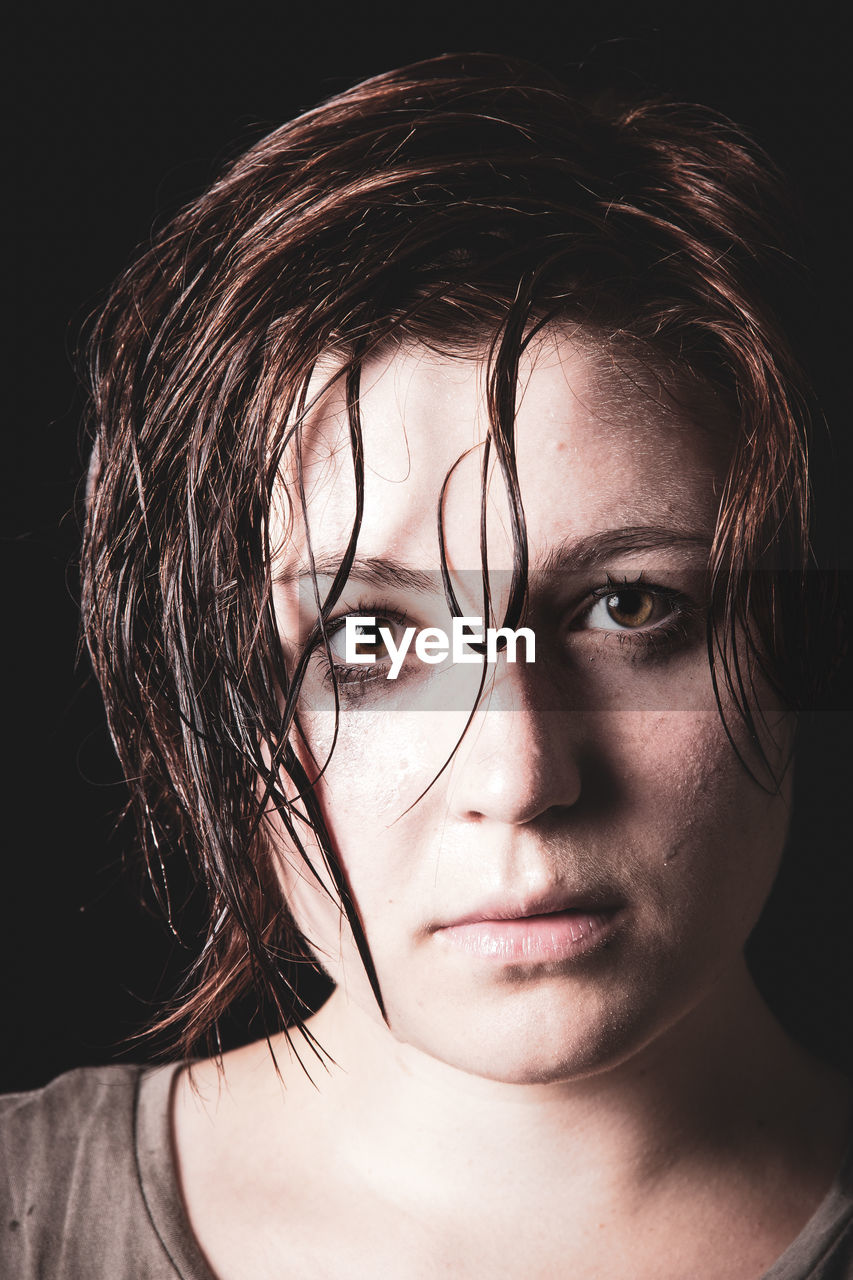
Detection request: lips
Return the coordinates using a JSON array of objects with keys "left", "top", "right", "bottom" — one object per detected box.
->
[
  {"left": 432, "top": 890, "right": 626, "bottom": 964},
  {"left": 434, "top": 887, "right": 625, "bottom": 930}
]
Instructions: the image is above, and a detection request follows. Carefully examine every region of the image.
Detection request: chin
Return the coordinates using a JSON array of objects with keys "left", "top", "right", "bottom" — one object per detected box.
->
[{"left": 388, "top": 980, "right": 666, "bottom": 1086}]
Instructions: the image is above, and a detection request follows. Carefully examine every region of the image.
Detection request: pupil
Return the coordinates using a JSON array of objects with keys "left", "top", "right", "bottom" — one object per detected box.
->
[{"left": 607, "top": 590, "right": 653, "bottom": 627}]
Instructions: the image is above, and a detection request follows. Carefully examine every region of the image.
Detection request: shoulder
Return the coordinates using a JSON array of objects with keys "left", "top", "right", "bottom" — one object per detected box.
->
[
  {"left": 1, "top": 1059, "right": 141, "bottom": 1141},
  {"left": 0, "top": 1063, "right": 143, "bottom": 1212},
  {"left": 774, "top": 1094, "right": 853, "bottom": 1280},
  {"left": 0, "top": 1062, "right": 196, "bottom": 1279},
  {"left": 813, "top": 1139, "right": 853, "bottom": 1278}
]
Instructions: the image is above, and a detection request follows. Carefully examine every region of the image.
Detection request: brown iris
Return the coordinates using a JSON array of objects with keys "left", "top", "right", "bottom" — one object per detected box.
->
[{"left": 604, "top": 588, "right": 655, "bottom": 628}]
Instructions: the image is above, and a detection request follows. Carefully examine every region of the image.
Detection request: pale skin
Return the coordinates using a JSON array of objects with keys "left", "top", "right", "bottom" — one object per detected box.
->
[{"left": 173, "top": 333, "right": 850, "bottom": 1280}]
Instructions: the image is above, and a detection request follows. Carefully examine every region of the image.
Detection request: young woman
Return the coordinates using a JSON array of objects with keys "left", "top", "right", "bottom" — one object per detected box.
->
[{"left": 2, "top": 52, "right": 850, "bottom": 1280}]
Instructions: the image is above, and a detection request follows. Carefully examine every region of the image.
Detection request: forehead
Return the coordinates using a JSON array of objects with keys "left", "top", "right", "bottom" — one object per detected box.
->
[{"left": 272, "top": 331, "right": 730, "bottom": 576}]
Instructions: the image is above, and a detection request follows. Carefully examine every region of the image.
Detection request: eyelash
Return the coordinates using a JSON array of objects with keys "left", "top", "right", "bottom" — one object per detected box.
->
[
  {"left": 581, "top": 574, "right": 696, "bottom": 652},
  {"left": 311, "top": 578, "right": 698, "bottom": 700}
]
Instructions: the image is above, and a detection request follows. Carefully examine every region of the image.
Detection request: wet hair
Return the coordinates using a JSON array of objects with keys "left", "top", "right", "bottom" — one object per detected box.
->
[{"left": 80, "top": 51, "right": 838, "bottom": 1061}]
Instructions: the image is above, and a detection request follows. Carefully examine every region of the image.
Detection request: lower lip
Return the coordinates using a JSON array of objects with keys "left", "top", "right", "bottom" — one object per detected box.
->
[{"left": 437, "top": 908, "right": 622, "bottom": 963}]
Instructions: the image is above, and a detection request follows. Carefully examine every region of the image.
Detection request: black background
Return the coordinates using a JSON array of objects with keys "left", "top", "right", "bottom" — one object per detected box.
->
[{"left": 3, "top": 1, "right": 852, "bottom": 1093}]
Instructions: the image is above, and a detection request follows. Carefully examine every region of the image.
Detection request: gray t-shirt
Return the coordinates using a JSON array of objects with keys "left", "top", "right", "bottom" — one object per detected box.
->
[{"left": 1, "top": 1062, "right": 852, "bottom": 1278}]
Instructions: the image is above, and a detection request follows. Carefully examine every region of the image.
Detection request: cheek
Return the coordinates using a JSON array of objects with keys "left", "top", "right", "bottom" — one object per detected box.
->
[
  {"left": 295, "top": 702, "right": 471, "bottom": 829},
  {"left": 614, "top": 710, "right": 791, "bottom": 939},
  {"left": 265, "top": 711, "right": 452, "bottom": 967},
  {"left": 617, "top": 700, "right": 790, "bottom": 819},
  {"left": 632, "top": 713, "right": 743, "bottom": 848}
]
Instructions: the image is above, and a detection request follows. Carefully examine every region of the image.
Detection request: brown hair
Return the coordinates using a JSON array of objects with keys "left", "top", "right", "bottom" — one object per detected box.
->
[{"left": 80, "top": 52, "right": 835, "bottom": 1060}]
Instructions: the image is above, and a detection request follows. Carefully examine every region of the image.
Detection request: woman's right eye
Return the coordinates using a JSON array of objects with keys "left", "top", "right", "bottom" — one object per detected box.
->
[{"left": 326, "top": 616, "right": 403, "bottom": 667}]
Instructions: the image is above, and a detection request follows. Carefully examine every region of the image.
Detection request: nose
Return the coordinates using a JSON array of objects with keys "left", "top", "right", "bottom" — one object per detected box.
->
[{"left": 446, "top": 663, "right": 582, "bottom": 826}]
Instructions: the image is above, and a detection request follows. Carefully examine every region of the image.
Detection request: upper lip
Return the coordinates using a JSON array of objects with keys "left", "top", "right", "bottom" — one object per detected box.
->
[{"left": 433, "top": 887, "right": 626, "bottom": 930}]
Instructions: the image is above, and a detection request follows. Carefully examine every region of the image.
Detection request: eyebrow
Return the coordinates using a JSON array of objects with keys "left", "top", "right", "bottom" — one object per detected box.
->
[
  {"left": 539, "top": 526, "right": 712, "bottom": 574},
  {"left": 275, "top": 526, "right": 712, "bottom": 591}
]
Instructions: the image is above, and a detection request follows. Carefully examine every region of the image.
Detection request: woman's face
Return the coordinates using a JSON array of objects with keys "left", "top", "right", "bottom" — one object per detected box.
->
[{"left": 270, "top": 332, "right": 792, "bottom": 1085}]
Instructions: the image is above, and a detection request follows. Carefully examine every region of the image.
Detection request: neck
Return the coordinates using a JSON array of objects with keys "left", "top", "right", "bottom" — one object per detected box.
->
[{"left": 258, "top": 962, "right": 841, "bottom": 1217}]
